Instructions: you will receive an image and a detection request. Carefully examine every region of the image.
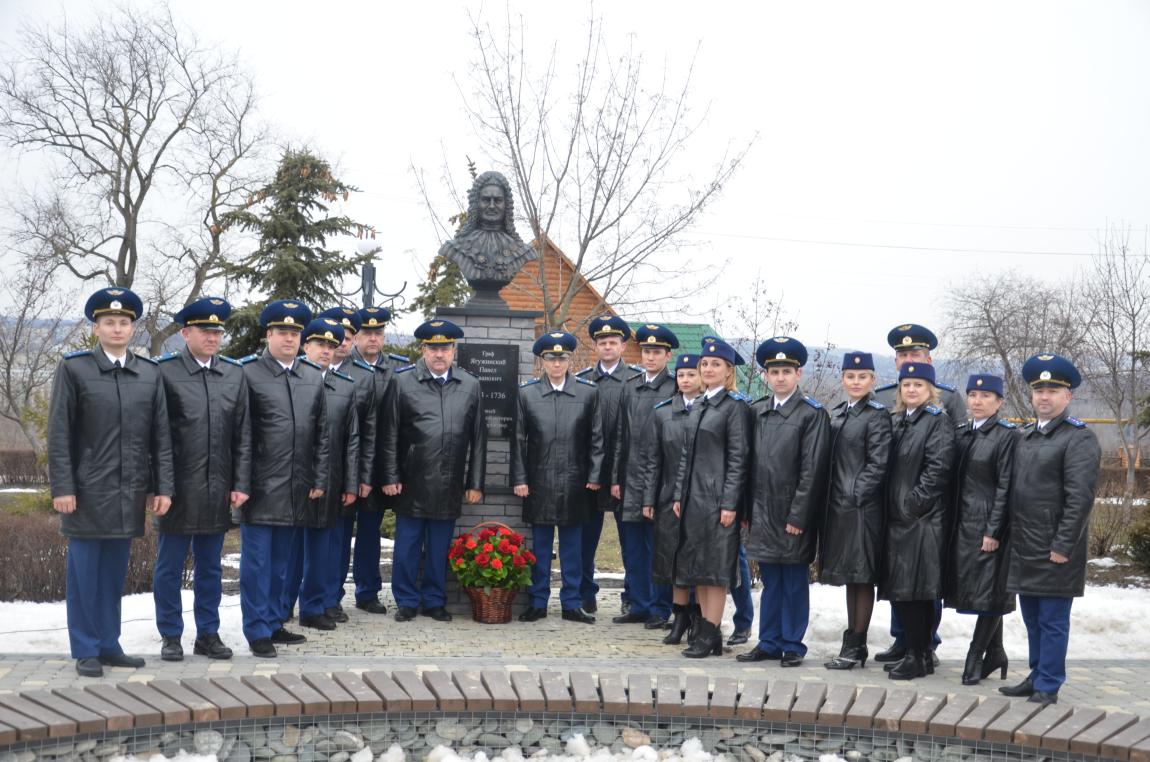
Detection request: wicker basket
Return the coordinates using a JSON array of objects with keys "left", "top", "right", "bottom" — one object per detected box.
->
[{"left": 463, "top": 585, "right": 518, "bottom": 624}]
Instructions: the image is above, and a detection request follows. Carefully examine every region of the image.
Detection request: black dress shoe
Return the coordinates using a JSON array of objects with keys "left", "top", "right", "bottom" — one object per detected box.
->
[
  {"left": 270, "top": 627, "right": 307, "bottom": 644},
  {"left": 76, "top": 657, "right": 103, "bottom": 677},
  {"left": 355, "top": 598, "right": 389, "bottom": 614},
  {"left": 99, "top": 653, "right": 145, "bottom": 668},
  {"left": 193, "top": 633, "right": 233, "bottom": 660},
  {"left": 1000, "top": 678, "right": 1036, "bottom": 697},
  {"left": 1028, "top": 691, "right": 1058, "bottom": 706},
  {"left": 874, "top": 643, "right": 906, "bottom": 662},
  {"left": 727, "top": 629, "right": 751, "bottom": 646},
  {"left": 736, "top": 646, "right": 782, "bottom": 663},
  {"left": 562, "top": 607, "right": 596, "bottom": 624},
  {"left": 518, "top": 606, "right": 548, "bottom": 622},
  {"left": 300, "top": 614, "right": 337, "bottom": 631},
  {"left": 780, "top": 651, "right": 804, "bottom": 667},
  {"left": 420, "top": 606, "right": 453, "bottom": 622},
  {"left": 394, "top": 606, "right": 418, "bottom": 622},
  {"left": 325, "top": 607, "right": 349, "bottom": 623},
  {"left": 583, "top": 598, "right": 598, "bottom": 613},
  {"left": 160, "top": 636, "right": 184, "bottom": 662},
  {"left": 619, "top": 598, "right": 632, "bottom": 616},
  {"left": 612, "top": 612, "right": 649, "bottom": 624},
  {"left": 249, "top": 638, "right": 277, "bottom": 658},
  {"left": 644, "top": 615, "right": 669, "bottom": 630}
]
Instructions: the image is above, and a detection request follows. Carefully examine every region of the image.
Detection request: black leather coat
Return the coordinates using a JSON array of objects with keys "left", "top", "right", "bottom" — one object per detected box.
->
[
  {"left": 1006, "top": 411, "right": 1100, "bottom": 598},
  {"left": 333, "top": 355, "right": 379, "bottom": 517},
  {"left": 642, "top": 394, "right": 693, "bottom": 585},
  {"left": 613, "top": 369, "right": 677, "bottom": 521},
  {"left": 155, "top": 350, "right": 251, "bottom": 535},
  {"left": 945, "top": 415, "right": 1018, "bottom": 612},
  {"left": 239, "top": 353, "right": 330, "bottom": 527},
  {"left": 380, "top": 359, "right": 487, "bottom": 520},
  {"left": 875, "top": 381, "right": 967, "bottom": 423},
  {"left": 510, "top": 374, "right": 604, "bottom": 526},
  {"left": 306, "top": 370, "right": 360, "bottom": 529},
  {"left": 349, "top": 347, "right": 397, "bottom": 513},
  {"left": 819, "top": 396, "right": 892, "bottom": 585},
  {"left": 672, "top": 390, "right": 751, "bottom": 587},
  {"left": 576, "top": 362, "right": 636, "bottom": 512},
  {"left": 880, "top": 405, "right": 956, "bottom": 601},
  {"left": 745, "top": 392, "right": 832, "bottom": 565},
  {"left": 48, "top": 349, "right": 174, "bottom": 539}
]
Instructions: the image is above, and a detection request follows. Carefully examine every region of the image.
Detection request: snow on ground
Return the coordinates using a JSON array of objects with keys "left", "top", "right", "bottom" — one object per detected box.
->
[
  {"left": 0, "top": 487, "right": 41, "bottom": 493},
  {"left": 1089, "top": 557, "right": 1123, "bottom": 568},
  {"left": 0, "top": 581, "right": 1146, "bottom": 660}
]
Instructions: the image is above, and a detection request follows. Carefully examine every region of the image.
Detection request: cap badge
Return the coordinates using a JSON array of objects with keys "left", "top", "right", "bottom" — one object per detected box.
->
[
  {"left": 976, "top": 378, "right": 983, "bottom": 385},
  {"left": 647, "top": 336, "right": 657, "bottom": 343},
  {"left": 897, "top": 324, "right": 912, "bottom": 331},
  {"left": 431, "top": 321, "right": 444, "bottom": 327},
  {"left": 1038, "top": 354, "right": 1054, "bottom": 361},
  {"left": 908, "top": 365, "right": 916, "bottom": 372},
  {"left": 853, "top": 356, "right": 861, "bottom": 364},
  {"left": 550, "top": 332, "right": 564, "bottom": 338},
  {"left": 367, "top": 318, "right": 379, "bottom": 326},
  {"left": 645, "top": 324, "right": 659, "bottom": 330},
  {"left": 1040, "top": 371, "right": 1052, "bottom": 381},
  {"left": 901, "top": 336, "right": 913, "bottom": 346},
  {"left": 109, "top": 300, "right": 122, "bottom": 310},
  {"left": 210, "top": 299, "right": 224, "bottom": 305},
  {"left": 775, "top": 352, "right": 787, "bottom": 360},
  {"left": 284, "top": 316, "right": 295, "bottom": 325},
  {"left": 209, "top": 314, "right": 219, "bottom": 322},
  {"left": 284, "top": 303, "right": 298, "bottom": 309},
  {"left": 108, "top": 289, "right": 124, "bottom": 296}
]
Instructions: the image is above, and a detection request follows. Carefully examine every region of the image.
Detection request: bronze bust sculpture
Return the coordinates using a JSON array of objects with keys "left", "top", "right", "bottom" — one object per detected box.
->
[{"left": 439, "top": 170, "right": 537, "bottom": 309}]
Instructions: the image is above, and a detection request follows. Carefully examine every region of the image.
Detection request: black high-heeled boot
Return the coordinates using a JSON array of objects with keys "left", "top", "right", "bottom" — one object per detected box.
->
[
  {"left": 685, "top": 604, "right": 702, "bottom": 645},
  {"left": 663, "top": 604, "right": 691, "bottom": 645},
  {"left": 682, "top": 619, "right": 723, "bottom": 658},
  {"left": 980, "top": 616, "right": 1008, "bottom": 680},
  {"left": 962, "top": 615, "right": 997, "bottom": 685},
  {"left": 825, "top": 630, "right": 868, "bottom": 670}
]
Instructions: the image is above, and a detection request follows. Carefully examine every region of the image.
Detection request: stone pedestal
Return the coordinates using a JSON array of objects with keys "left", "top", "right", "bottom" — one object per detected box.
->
[{"left": 436, "top": 305, "right": 541, "bottom": 616}]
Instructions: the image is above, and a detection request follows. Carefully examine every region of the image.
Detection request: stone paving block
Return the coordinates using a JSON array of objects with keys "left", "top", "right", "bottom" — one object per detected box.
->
[
  {"left": 955, "top": 696, "right": 1010, "bottom": 741},
  {"left": 302, "top": 673, "right": 357, "bottom": 714},
  {"left": 331, "top": 672, "right": 384, "bottom": 713},
  {"left": 1131, "top": 735, "right": 1150, "bottom": 762},
  {"left": 764, "top": 680, "right": 797, "bottom": 722},
  {"left": 391, "top": 670, "right": 437, "bottom": 711},
  {"left": 710, "top": 676, "right": 738, "bottom": 719},
  {"left": 52, "top": 687, "right": 134, "bottom": 731},
  {"left": 736, "top": 677, "right": 768, "bottom": 720},
  {"left": 627, "top": 674, "right": 654, "bottom": 716},
  {"left": 1101, "top": 718, "right": 1150, "bottom": 761},
  {"left": 0, "top": 703, "right": 48, "bottom": 742},
  {"left": 540, "top": 670, "right": 574, "bottom": 712},
  {"left": 362, "top": 671, "right": 412, "bottom": 711},
  {"left": 928, "top": 693, "right": 977, "bottom": 737},
  {"left": 845, "top": 686, "right": 886, "bottom": 729},
  {"left": 240, "top": 675, "right": 302, "bottom": 716},
  {"left": 0, "top": 720, "right": 15, "bottom": 746},
  {"left": 117, "top": 682, "right": 192, "bottom": 725},
  {"left": 656, "top": 674, "right": 682, "bottom": 717},
  {"left": 788, "top": 682, "right": 826, "bottom": 724},
  {"left": 19, "top": 690, "right": 104, "bottom": 734},
  {"left": 816, "top": 685, "right": 856, "bottom": 726},
  {"left": 211, "top": 676, "right": 273, "bottom": 719},
  {"left": 149, "top": 679, "right": 220, "bottom": 722},
  {"left": 1041, "top": 707, "right": 1105, "bottom": 751},
  {"left": 1012, "top": 704, "right": 1073, "bottom": 747},
  {"left": 510, "top": 671, "right": 546, "bottom": 711},
  {"left": 479, "top": 671, "right": 519, "bottom": 711},
  {"left": 271, "top": 673, "right": 328, "bottom": 715},
  {"left": 985, "top": 700, "right": 1044, "bottom": 743},
  {"left": 682, "top": 675, "right": 709, "bottom": 717},
  {"left": 452, "top": 671, "right": 494, "bottom": 711},
  {"left": 900, "top": 691, "right": 945, "bottom": 734},
  {"left": 598, "top": 673, "right": 628, "bottom": 715},
  {"left": 84, "top": 684, "right": 161, "bottom": 727},
  {"left": 179, "top": 678, "right": 246, "bottom": 720},
  {"left": 569, "top": 672, "right": 599, "bottom": 713},
  {"left": 874, "top": 689, "right": 916, "bottom": 731},
  {"left": 423, "top": 670, "right": 466, "bottom": 711},
  {"left": 1070, "top": 711, "right": 1138, "bottom": 755},
  {"left": 0, "top": 693, "right": 74, "bottom": 738}
]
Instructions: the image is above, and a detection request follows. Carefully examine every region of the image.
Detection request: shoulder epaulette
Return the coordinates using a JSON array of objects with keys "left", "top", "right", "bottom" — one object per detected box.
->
[
  {"left": 997, "top": 419, "right": 1017, "bottom": 429},
  {"left": 575, "top": 376, "right": 597, "bottom": 387},
  {"left": 575, "top": 366, "right": 594, "bottom": 377},
  {"left": 520, "top": 378, "right": 540, "bottom": 388},
  {"left": 331, "top": 369, "right": 354, "bottom": 383},
  {"left": 1066, "top": 417, "right": 1086, "bottom": 428},
  {"left": 937, "top": 381, "right": 957, "bottom": 392},
  {"left": 63, "top": 349, "right": 92, "bottom": 360},
  {"left": 626, "top": 370, "right": 644, "bottom": 382},
  {"left": 874, "top": 382, "right": 896, "bottom": 392},
  {"left": 802, "top": 395, "right": 823, "bottom": 409},
  {"left": 389, "top": 353, "right": 410, "bottom": 364},
  {"left": 924, "top": 404, "right": 942, "bottom": 415},
  {"left": 867, "top": 399, "right": 885, "bottom": 410},
  {"left": 654, "top": 398, "right": 673, "bottom": 409},
  {"left": 396, "top": 364, "right": 415, "bottom": 373},
  {"left": 353, "top": 358, "right": 376, "bottom": 373},
  {"left": 218, "top": 355, "right": 241, "bottom": 366},
  {"left": 628, "top": 363, "right": 642, "bottom": 372},
  {"left": 298, "top": 357, "right": 321, "bottom": 370},
  {"left": 238, "top": 354, "right": 259, "bottom": 365},
  {"left": 156, "top": 351, "right": 180, "bottom": 363}
]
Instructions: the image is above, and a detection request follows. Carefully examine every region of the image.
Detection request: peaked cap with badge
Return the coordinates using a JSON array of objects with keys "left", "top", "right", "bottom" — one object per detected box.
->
[
  {"left": 84, "top": 287, "right": 144, "bottom": 322},
  {"left": 260, "top": 300, "right": 311, "bottom": 331}
]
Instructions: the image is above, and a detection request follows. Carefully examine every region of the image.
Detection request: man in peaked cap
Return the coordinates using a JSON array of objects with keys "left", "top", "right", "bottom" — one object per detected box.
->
[
  {"left": 49, "top": 287, "right": 174, "bottom": 677},
  {"left": 999, "top": 354, "right": 1100, "bottom": 707},
  {"left": 381, "top": 319, "right": 487, "bottom": 623},
  {"left": 576, "top": 314, "right": 639, "bottom": 615},
  {"left": 153, "top": 297, "right": 249, "bottom": 663},
  {"left": 236, "top": 300, "right": 330, "bottom": 658},
  {"left": 611, "top": 323, "right": 679, "bottom": 628}
]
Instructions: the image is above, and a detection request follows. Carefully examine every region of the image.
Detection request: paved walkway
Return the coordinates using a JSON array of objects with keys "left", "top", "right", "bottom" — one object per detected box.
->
[{"left": 0, "top": 590, "right": 1145, "bottom": 716}]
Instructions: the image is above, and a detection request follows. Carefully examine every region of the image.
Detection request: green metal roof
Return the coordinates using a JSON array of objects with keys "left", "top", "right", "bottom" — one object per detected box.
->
[{"left": 627, "top": 322, "right": 767, "bottom": 399}]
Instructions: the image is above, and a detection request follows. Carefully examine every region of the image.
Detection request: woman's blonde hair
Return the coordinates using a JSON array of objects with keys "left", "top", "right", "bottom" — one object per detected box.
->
[{"left": 893, "top": 379, "right": 940, "bottom": 414}]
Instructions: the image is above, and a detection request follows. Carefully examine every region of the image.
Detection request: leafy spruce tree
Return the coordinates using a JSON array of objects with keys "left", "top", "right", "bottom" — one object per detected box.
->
[{"left": 224, "top": 148, "right": 373, "bottom": 356}]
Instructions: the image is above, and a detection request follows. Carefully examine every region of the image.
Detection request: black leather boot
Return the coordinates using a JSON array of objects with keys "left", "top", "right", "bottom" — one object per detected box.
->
[
  {"left": 685, "top": 604, "right": 702, "bottom": 645},
  {"left": 682, "top": 619, "right": 723, "bottom": 658},
  {"left": 962, "top": 615, "right": 997, "bottom": 685},
  {"left": 663, "top": 604, "right": 691, "bottom": 645},
  {"left": 980, "top": 616, "right": 1008, "bottom": 681},
  {"left": 888, "top": 649, "right": 927, "bottom": 680},
  {"left": 874, "top": 642, "right": 906, "bottom": 663},
  {"left": 826, "top": 630, "right": 868, "bottom": 670}
]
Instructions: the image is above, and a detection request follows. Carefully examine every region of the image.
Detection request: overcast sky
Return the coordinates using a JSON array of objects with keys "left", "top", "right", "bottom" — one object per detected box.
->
[{"left": 2, "top": 0, "right": 1148, "bottom": 357}]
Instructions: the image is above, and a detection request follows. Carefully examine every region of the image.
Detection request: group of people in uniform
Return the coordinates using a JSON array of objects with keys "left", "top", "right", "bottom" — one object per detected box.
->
[{"left": 47, "top": 288, "right": 1100, "bottom": 708}]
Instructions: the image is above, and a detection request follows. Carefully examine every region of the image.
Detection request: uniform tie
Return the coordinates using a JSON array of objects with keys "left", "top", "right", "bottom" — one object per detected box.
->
[{"left": 436, "top": 376, "right": 447, "bottom": 386}]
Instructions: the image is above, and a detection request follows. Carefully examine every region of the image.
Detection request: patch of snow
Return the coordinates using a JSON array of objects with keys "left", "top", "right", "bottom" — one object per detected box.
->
[
  {"left": 220, "top": 553, "right": 241, "bottom": 570},
  {"left": 594, "top": 572, "right": 626, "bottom": 580},
  {"left": 0, "top": 488, "right": 42, "bottom": 493},
  {"left": 1096, "top": 497, "right": 1148, "bottom": 506},
  {"left": 1089, "top": 557, "right": 1123, "bottom": 568}
]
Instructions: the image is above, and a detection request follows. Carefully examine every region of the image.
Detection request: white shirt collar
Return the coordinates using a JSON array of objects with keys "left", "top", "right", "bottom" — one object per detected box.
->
[
  {"left": 331, "top": 361, "right": 342, "bottom": 373},
  {"left": 972, "top": 417, "right": 988, "bottom": 430},
  {"left": 704, "top": 386, "right": 725, "bottom": 400},
  {"left": 644, "top": 372, "right": 662, "bottom": 384},
  {"left": 774, "top": 392, "right": 794, "bottom": 409},
  {"left": 102, "top": 348, "right": 127, "bottom": 366},
  {"left": 905, "top": 407, "right": 918, "bottom": 417},
  {"left": 550, "top": 378, "right": 566, "bottom": 393},
  {"left": 600, "top": 361, "right": 620, "bottom": 376},
  {"left": 432, "top": 371, "right": 450, "bottom": 382}
]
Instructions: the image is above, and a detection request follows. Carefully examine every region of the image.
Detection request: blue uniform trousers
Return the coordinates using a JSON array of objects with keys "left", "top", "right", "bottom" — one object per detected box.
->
[
  {"left": 890, "top": 599, "right": 943, "bottom": 648},
  {"left": 280, "top": 527, "right": 304, "bottom": 623},
  {"left": 66, "top": 537, "right": 132, "bottom": 659},
  {"left": 325, "top": 524, "right": 348, "bottom": 610},
  {"left": 153, "top": 532, "right": 226, "bottom": 637},
  {"left": 1019, "top": 595, "right": 1073, "bottom": 694},
  {"left": 618, "top": 519, "right": 657, "bottom": 617},
  {"left": 300, "top": 526, "right": 336, "bottom": 618},
  {"left": 239, "top": 525, "right": 295, "bottom": 643},
  {"left": 337, "top": 507, "right": 384, "bottom": 605},
  {"left": 337, "top": 515, "right": 356, "bottom": 604},
  {"left": 731, "top": 545, "right": 754, "bottom": 632},
  {"left": 391, "top": 515, "right": 454, "bottom": 609},
  {"left": 529, "top": 523, "right": 584, "bottom": 610},
  {"left": 579, "top": 512, "right": 604, "bottom": 605},
  {"left": 756, "top": 562, "right": 810, "bottom": 656}
]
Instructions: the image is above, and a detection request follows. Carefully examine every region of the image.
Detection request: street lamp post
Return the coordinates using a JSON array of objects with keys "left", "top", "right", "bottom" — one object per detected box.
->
[{"left": 351, "top": 239, "right": 407, "bottom": 310}]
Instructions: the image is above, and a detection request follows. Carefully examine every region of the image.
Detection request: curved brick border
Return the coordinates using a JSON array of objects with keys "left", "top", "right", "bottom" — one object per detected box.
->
[{"left": 0, "top": 670, "right": 1147, "bottom": 761}]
